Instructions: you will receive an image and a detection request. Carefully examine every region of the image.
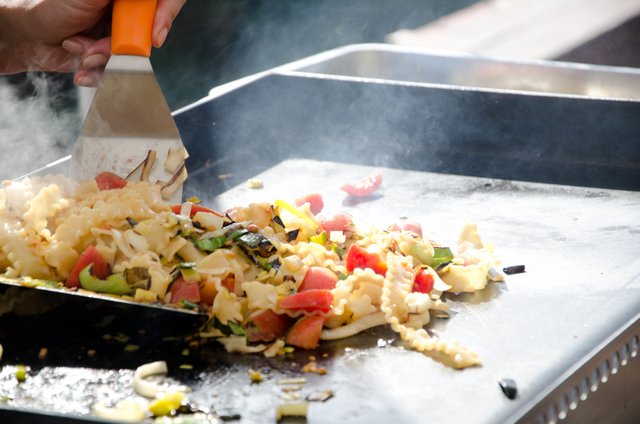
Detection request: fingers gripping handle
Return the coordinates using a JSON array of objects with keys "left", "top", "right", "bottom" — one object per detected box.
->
[{"left": 111, "top": 0, "right": 158, "bottom": 57}]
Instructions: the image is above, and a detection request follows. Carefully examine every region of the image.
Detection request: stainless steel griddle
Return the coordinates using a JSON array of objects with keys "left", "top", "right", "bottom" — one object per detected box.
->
[{"left": 1, "top": 44, "right": 639, "bottom": 423}]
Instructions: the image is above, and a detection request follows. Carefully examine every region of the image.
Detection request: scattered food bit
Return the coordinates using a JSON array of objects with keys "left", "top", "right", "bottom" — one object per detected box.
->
[
  {"left": 153, "top": 412, "right": 216, "bottom": 424},
  {"left": 306, "top": 390, "right": 335, "bottom": 402},
  {"left": 308, "top": 355, "right": 316, "bottom": 361},
  {"left": 186, "top": 196, "right": 201, "bottom": 204},
  {"left": 0, "top": 344, "right": 3, "bottom": 361},
  {"left": 179, "top": 364, "right": 194, "bottom": 370},
  {"left": 218, "top": 173, "right": 233, "bottom": 180},
  {"left": 92, "top": 399, "right": 146, "bottom": 422},
  {"left": 434, "top": 310, "right": 450, "bottom": 319},
  {"left": 246, "top": 178, "right": 264, "bottom": 189},
  {"left": 149, "top": 391, "right": 185, "bottom": 417},
  {"left": 124, "top": 344, "right": 139, "bottom": 352},
  {"left": 181, "top": 349, "right": 190, "bottom": 356},
  {"left": 218, "top": 413, "right": 242, "bottom": 421},
  {"left": 281, "top": 385, "right": 304, "bottom": 393},
  {"left": 280, "top": 392, "right": 302, "bottom": 402},
  {"left": 487, "top": 267, "right": 506, "bottom": 282},
  {"left": 87, "top": 349, "right": 97, "bottom": 358},
  {"left": 503, "top": 265, "right": 526, "bottom": 275},
  {"left": 248, "top": 369, "right": 264, "bottom": 383},
  {"left": 322, "top": 353, "right": 329, "bottom": 358},
  {"left": 133, "top": 361, "right": 169, "bottom": 398},
  {"left": 340, "top": 173, "right": 383, "bottom": 197},
  {"left": 377, "top": 338, "right": 387, "bottom": 348},
  {"left": 38, "top": 347, "right": 48, "bottom": 360},
  {"left": 498, "top": 378, "right": 518, "bottom": 399},
  {"left": 15, "top": 365, "right": 28, "bottom": 382},
  {"left": 302, "top": 361, "right": 327, "bottom": 375},
  {"left": 275, "top": 402, "right": 308, "bottom": 421},
  {"left": 277, "top": 377, "right": 307, "bottom": 385}
]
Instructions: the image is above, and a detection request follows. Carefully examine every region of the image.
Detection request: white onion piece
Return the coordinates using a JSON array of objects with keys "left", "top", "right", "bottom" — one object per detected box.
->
[
  {"left": 275, "top": 402, "right": 308, "bottom": 421},
  {"left": 92, "top": 399, "right": 145, "bottom": 423},
  {"left": 133, "top": 360, "right": 168, "bottom": 398},
  {"left": 193, "top": 211, "right": 224, "bottom": 230},
  {"left": 179, "top": 202, "right": 192, "bottom": 217},
  {"left": 160, "top": 164, "right": 188, "bottom": 200},
  {"left": 329, "top": 231, "right": 346, "bottom": 243}
]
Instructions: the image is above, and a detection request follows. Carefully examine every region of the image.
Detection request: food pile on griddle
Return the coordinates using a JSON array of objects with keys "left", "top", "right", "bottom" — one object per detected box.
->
[{"left": 0, "top": 172, "right": 503, "bottom": 370}]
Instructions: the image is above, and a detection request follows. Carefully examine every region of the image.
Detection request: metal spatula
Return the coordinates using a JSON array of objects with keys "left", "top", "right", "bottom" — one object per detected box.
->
[{"left": 70, "top": 0, "right": 186, "bottom": 201}]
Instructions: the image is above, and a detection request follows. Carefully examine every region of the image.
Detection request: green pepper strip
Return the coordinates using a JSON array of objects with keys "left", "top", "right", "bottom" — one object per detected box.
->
[
  {"left": 431, "top": 247, "right": 455, "bottom": 269},
  {"left": 78, "top": 265, "right": 133, "bottom": 295},
  {"left": 195, "top": 236, "right": 227, "bottom": 252}
]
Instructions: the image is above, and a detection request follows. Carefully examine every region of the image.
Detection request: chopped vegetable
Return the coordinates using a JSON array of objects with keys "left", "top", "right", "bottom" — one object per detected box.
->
[
  {"left": 280, "top": 290, "right": 333, "bottom": 313},
  {"left": 194, "top": 236, "right": 227, "bottom": 252},
  {"left": 66, "top": 245, "right": 110, "bottom": 289},
  {"left": 298, "top": 267, "right": 338, "bottom": 291},
  {"left": 165, "top": 146, "right": 189, "bottom": 173},
  {"left": 160, "top": 164, "right": 188, "bottom": 200},
  {"left": 286, "top": 315, "right": 325, "bottom": 349},
  {"left": 309, "top": 231, "right": 328, "bottom": 245},
  {"left": 275, "top": 402, "right": 308, "bottom": 421},
  {"left": 503, "top": 265, "right": 526, "bottom": 275},
  {"left": 246, "top": 178, "right": 264, "bottom": 189},
  {"left": 170, "top": 203, "right": 224, "bottom": 219},
  {"left": 15, "top": 365, "right": 27, "bottom": 382},
  {"left": 431, "top": 246, "right": 455, "bottom": 269},
  {"left": 320, "top": 212, "right": 352, "bottom": 233},
  {"left": 248, "top": 369, "right": 264, "bottom": 383},
  {"left": 133, "top": 361, "right": 168, "bottom": 398},
  {"left": 79, "top": 266, "right": 132, "bottom": 295},
  {"left": 95, "top": 171, "right": 128, "bottom": 190},
  {"left": 345, "top": 244, "right": 387, "bottom": 276},
  {"left": 247, "top": 310, "right": 291, "bottom": 342},
  {"left": 149, "top": 391, "right": 185, "bottom": 417},
  {"left": 294, "top": 193, "right": 324, "bottom": 215},
  {"left": 306, "top": 390, "right": 334, "bottom": 402},
  {"left": 170, "top": 277, "right": 201, "bottom": 304},
  {"left": 402, "top": 221, "right": 423, "bottom": 237},
  {"left": 412, "top": 269, "right": 434, "bottom": 294},
  {"left": 340, "top": 173, "right": 382, "bottom": 197},
  {"left": 274, "top": 199, "right": 319, "bottom": 231}
]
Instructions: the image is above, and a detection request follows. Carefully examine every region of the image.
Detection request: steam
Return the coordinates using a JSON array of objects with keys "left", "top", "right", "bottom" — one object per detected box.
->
[{"left": 0, "top": 74, "right": 80, "bottom": 180}]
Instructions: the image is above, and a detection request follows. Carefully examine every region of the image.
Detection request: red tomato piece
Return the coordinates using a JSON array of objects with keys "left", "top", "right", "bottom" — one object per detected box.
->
[
  {"left": 170, "top": 277, "right": 201, "bottom": 304},
  {"left": 247, "top": 310, "right": 292, "bottom": 342},
  {"left": 66, "top": 245, "right": 109, "bottom": 288},
  {"left": 298, "top": 267, "right": 338, "bottom": 292},
  {"left": 221, "top": 274, "right": 236, "bottom": 292},
  {"left": 95, "top": 172, "right": 127, "bottom": 190},
  {"left": 345, "top": 244, "right": 387, "bottom": 276},
  {"left": 170, "top": 204, "right": 224, "bottom": 218},
  {"left": 294, "top": 193, "right": 324, "bottom": 215},
  {"left": 286, "top": 315, "right": 325, "bottom": 349},
  {"left": 340, "top": 173, "right": 382, "bottom": 197},
  {"left": 320, "top": 212, "right": 353, "bottom": 233},
  {"left": 387, "top": 224, "right": 402, "bottom": 232},
  {"left": 412, "top": 269, "right": 435, "bottom": 294},
  {"left": 402, "top": 221, "right": 423, "bottom": 237},
  {"left": 279, "top": 290, "right": 333, "bottom": 313},
  {"left": 199, "top": 279, "right": 217, "bottom": 306}
]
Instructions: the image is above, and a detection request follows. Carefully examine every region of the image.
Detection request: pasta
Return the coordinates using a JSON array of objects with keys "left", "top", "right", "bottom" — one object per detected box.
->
[{"left": 0, "top": 174, "right": 503, "bottom": 368}]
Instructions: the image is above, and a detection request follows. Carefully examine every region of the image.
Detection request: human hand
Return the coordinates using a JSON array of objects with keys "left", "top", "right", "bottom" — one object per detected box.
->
[{"left": 0, "top": 0, "right": 186, "bottom": 86}]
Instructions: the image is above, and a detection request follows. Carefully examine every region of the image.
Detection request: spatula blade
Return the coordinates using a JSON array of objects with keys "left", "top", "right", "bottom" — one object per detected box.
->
[{"left": 70, "top": 55, "right": 185, "bottom": 199}]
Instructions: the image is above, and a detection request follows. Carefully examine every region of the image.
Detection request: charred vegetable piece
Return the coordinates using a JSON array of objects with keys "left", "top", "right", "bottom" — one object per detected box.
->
[
  {"left": 498, "top": 378, "right": 518, "bottom": 399},
  {"left": 79, "top": 265, "right": 132, "bottom": 295},
  {"left": 503, "top": 265, "right": 526, "bottom": 275},
  {"left": 237, "top": 232, "right": 276, "bottom": 257},
  {"left": 431, "top": 246, "right": 455, "bottom": 268},
  {"left": 286, "top": 228, "right": 300, "bottom": 242}
]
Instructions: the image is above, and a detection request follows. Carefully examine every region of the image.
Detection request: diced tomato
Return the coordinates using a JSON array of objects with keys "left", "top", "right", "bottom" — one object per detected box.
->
[
  {"left": 66, "top": 245, "right": 109, "bottom": 288},
  {"left": 95, "top": 172, "right": 127, "bottom": 190},
  {"left": 199, "top": 279, "right": 217, "bottom": 306},
  {"left": 340, "top": 173, "right": 382, "bottom": 197},
  {"left": 170, "top": 276, "right": 201, "bottom": 304},
  {"left": 402, "top": 221, "right": 423, "bottom": 237},
  {"left": 279, "top": 290, "right": 333, "bottom": 313},
  {"left": 247, "top": 310, "right": 292, "bottom": 342},
  {"left": 298, "top": 267, "right": 337, "bottom": 292},
  {"left": 387, "top": 224, "right": 402, "bottom": 232},
  {"left": 412, "top": 269, "right": 434, "bottom": 294},
  {"left": 345, "top": 244, "right": 387, "bottom": 277},
  {"left": 294, "top": 193, "right": 324, "bottom": 215},
  {"left": 320, "top": 212, "right": 353, "bottom": 233},
  {"left": 170, "top": 204, "right": 224, "bottom": 218},
  {"left": 221, "top": 274, "right": 235, "bottom": 292},
  {"left": 286, "top": 315, "right": 325, "bottom": 349}
]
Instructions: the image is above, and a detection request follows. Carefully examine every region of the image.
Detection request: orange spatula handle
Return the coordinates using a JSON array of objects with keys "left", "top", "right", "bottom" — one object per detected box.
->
[{"left": 111, "top": 0, "right": 158, "bottom": 57}]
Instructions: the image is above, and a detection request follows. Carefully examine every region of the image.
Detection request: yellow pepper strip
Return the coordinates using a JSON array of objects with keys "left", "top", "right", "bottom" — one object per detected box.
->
[
  {"left": 274, "top": 200, "right": 319, "bottom": 231},
  {"left": 148, "top": 391, "right": 185, "bottom": 417}
]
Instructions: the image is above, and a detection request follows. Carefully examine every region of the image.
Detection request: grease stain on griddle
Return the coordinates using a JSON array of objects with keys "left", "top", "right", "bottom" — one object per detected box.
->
[{"left": 499, "top": 378, "right": 518, "bottom": 399}]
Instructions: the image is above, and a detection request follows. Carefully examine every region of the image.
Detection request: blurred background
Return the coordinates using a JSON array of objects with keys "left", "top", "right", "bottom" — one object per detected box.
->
[{"left": 1, "top": 0, "right": 639, "bottom": 179}]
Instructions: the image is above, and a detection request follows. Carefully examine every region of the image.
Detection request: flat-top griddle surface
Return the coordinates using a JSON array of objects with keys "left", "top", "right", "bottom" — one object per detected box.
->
[{"left": 1, "top": 159, "right": 639, "bottom": 423}]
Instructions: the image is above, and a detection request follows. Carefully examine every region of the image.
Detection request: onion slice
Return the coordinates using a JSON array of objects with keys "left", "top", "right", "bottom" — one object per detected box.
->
[
  {"left": 132, "top": 360, "right": 168, "bottom": 398},
  {"left": 126, "top": 150, "right": 157, "bottom": 182},
  {"left": 164, "top": 147, "right": 189, "bottom": 173},
  {"left": 92, "top": 399, "right": 145, "bottom": 423},
  {"left": 160, "top": 163, "right": 188, "bottom": 200}
]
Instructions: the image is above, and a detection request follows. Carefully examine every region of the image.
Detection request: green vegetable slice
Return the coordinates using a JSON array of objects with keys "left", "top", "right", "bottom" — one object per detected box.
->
[
  {"left": 431, "top": 247, "right": 455, "bottom": 269},
  {"left": 79, "top": 265, "right": 133, "bottom": 295}
]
